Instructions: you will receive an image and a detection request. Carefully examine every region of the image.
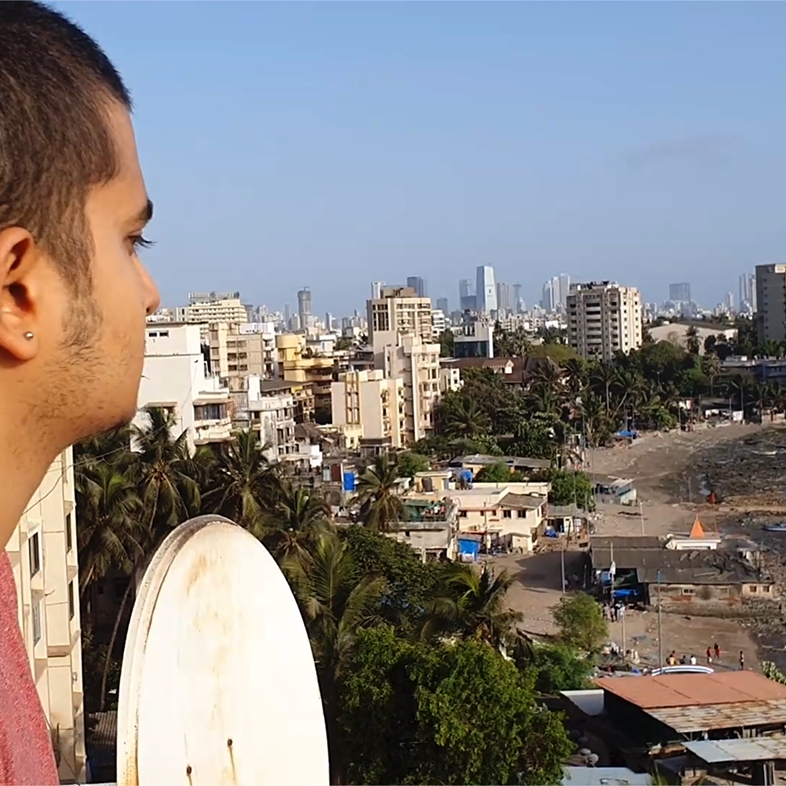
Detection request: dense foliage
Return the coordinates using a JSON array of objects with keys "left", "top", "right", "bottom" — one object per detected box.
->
[
  {"left": 74, "top": 420, "right": 576, "bottom": 784},
  {"left": 422, "top": 320, "right": 785, "bottom": 466}
]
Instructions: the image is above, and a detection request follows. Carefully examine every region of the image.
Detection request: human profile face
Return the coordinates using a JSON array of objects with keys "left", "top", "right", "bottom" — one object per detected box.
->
[{"left": 0, "top": 101, "right": 159, "bottom": 450}]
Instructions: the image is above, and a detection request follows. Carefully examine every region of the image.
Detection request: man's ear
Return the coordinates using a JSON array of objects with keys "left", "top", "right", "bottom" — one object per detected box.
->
[{"left": 0, "top": 227, "right": 42, "bottom": 362}]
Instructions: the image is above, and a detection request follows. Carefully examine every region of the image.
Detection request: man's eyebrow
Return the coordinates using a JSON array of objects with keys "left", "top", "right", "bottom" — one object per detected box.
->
[{"left": 130, "top": 199, "right": 154, "bottom": 227}]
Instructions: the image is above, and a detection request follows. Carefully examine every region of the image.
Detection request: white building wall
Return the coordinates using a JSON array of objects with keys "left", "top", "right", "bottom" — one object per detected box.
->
[
  {"left": 136, "top": 323, "right": 231, "bottom": 450},
  {"left": 5, "top": 448, "right": 86, "bottom": 783}
]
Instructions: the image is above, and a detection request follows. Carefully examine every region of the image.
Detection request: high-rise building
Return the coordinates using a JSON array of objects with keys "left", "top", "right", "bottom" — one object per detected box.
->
[
  {"left": 567, "top": 281, "right": 643, "bottom": 360},
  {"left": 371, "top": 281, "right": 384, "bottom": 299},
  {"left": 406, "top": 276, "right": 427, "bottom": 298},
  {"left": 458, "top": 279, "right": 475, "bottom": 312},
  {"left": 475, "top": 266, "right": 498, "bottom": 314},
  {"left": 756, "top": 264, "right": 786, "bottom": 344},
  {"left": 558, "top": 275, "right": 571, "bottom": 310},
  {"left": 496, "top": 282, "right": 512, "bottom": 314},
  {"left": 739, "top": 273, "right": 757, "bottom": 310},
  {"left": 366, "top": 285, "right": 433, "bottom": 345},
  {"left": 297, "top": 286, "right": 312, "bottom": 330},
  {"left": 436, "top": 297, "right": 449, "bottom": 315},
  {"left": 669, "top": 282, "right": 691, "bottom": 303},
  {"left": 512, "top": 284, "right": 522, "bottom": 314}
]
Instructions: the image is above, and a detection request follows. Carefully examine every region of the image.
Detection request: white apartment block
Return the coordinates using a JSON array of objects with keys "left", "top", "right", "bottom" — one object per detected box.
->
[
  {"left": 374, "top": 333, "right": 441, "bottom": 444},
  {"left": 176, "top": 296, "right": 249, "bottom": 343},
  {"left": 567, "top": 281, "right": 642, "bottom": 361},
  {"left": 245, "top": 376, "right": 298, "bottom": 463},
  {"left": 367, "top": 286, "right": 433, "bottom": 345},
  {"left": 136, "top": 323, "right": 232, "bottom": 450},
  {"left": 431, "top": 308, "right": 446, "bottom": 338},
  {"left": 331, "top": 369, "right": 406, "bottom": 449},
  {"left": 208, "top": 321, "right": 278, "bottom": 391},
  {"left": 756, "top": 264, "right": 786, "bottom": 345},
  {"left": 6, "top": 448, "right": 86, "bottom": 783}
]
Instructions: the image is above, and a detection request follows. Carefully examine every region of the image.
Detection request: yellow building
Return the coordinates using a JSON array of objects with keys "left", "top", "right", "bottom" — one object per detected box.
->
[
  {"left": 5, "top": 448, "right": 86, "bottom": 783},
  {"left": 276, "top": 333, "right": 347, "bottom": 420}
]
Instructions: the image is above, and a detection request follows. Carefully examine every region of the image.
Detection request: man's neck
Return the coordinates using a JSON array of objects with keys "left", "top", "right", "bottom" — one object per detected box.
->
[{"left": 0, "top": 425, "right": 59, "bottom": 551}]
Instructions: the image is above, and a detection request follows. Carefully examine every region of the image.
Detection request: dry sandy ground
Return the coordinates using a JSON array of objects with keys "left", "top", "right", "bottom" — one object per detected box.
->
[{"left": 488, "top": 423, "right": 772, "bottom": 666}]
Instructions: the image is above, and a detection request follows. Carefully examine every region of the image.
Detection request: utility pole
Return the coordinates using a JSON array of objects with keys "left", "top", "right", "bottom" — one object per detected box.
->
[
  {"left": 561, "top": 546, "right": 566, "bottom": 596},
  {"left": 657, "top": 569, "right": 663, "bottom": 669},
  {"left": 639, "top": 501, "right": 645, "bottom": 536}
]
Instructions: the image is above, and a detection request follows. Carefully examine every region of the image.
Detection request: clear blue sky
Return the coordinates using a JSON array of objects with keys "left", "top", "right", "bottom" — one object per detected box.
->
[{"left": 59, "top": 1, "right": 786, "bottom": 315}]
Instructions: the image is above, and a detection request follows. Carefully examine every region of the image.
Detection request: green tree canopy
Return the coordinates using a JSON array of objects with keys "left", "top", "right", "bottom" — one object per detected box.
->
[
  {"left": 528, "top": 643, "right": 594, "bottom": 694},
  {"left": 396, "top": 452, "right": 431, "bottom": 479},
  {"left": 474, "top": 461, "right": 514, "bottom": 484},
  {"left": 552, "top": 592, "right": 608, "bottom": 653},
  {"left": 339, "top": 626, "right": 573, "bottom": 785},
  {"left": 547, "top": 469, "right": 593, "bottom": 510}
]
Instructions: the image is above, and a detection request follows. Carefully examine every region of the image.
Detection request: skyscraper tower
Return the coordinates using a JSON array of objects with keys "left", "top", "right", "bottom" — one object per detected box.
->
[
  {"left": 297, "top": 286, "right": 312, "bottom": 329},
  {"left": 406, "top": 276, "right": 427, "bottom": 298},
  {"left": 512, "top": 284, "right": 522, "bottom": 314},
  {"left": 475, "top": 266, "right": 498, "bottom": 314}
]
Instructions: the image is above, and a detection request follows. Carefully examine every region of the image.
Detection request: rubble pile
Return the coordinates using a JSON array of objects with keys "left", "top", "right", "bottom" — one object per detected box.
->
[{"left": 693, "top": 429, "right": 786, "bottom": 502}]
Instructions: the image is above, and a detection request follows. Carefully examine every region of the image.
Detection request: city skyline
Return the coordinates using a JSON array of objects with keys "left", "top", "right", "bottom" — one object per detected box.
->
[{"left": 59, "top": 2, "right": 786, "bottom": 314}]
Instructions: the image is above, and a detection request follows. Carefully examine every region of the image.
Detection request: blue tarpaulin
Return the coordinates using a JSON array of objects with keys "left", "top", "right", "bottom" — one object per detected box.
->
[{"left": 458, "top": 538, "right": 480, "bottom": 561}]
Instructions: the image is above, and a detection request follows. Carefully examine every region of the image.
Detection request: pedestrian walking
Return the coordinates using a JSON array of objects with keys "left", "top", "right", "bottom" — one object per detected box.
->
[
  {"left": 713, "top": 642, "right": 721, "bottom": 662},
  {"left": 739, "top": 651, "right": 745, "bottom": 670},
  {"left": 706, "top": 647, "right": 713, "bottom": 665}
]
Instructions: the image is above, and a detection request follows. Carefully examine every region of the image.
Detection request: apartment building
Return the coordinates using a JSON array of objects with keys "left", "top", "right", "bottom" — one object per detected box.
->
[
  {"left": 175, "top": 292, "right": 250, "bottom": 342},
  {"left": 6, "top": 448, "right": 86, "bottom": 783},
  {"left": 208, "top": 321, "right": 278, "bottom": 390},
  {"left": 366, "top": 286, "right": 433, "bottom": 345},
  {"left": 755, "top": 264, "right": 786, "bottom": 345},
  {"left": 567, "top": 281, "right": 642, "bottom": 361},
  {"left": 331, "top": 369, "right": 406, "bottom": 449},
  {"left": 137, "top": 323, "right": 232, "bottom": 449},
  {"left": 374, "top": 333, "right": 441, "bottom": 444},
  {"left": 277, "top": 333, "right": 348, "bottom": 419}
]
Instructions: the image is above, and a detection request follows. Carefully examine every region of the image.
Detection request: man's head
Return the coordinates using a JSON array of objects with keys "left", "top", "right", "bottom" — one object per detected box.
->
[{"left": 0, "top": 1, "right": 160, "bottom": 452}]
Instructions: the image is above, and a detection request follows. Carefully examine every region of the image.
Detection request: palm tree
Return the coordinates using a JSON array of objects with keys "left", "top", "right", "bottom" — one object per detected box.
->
[
  {"left": 76, "top": 463, "right": 146, "bottom": 600},
  {"left": 439, "top": 395, "right": 491, "bottom": 440},
  {"left": 131, "top": 408, "right": 202, "bottom": 534},
  {"left": 591, "top": 363, "right": 616, "bottom": 415},
  {"left": 202, "top": 429, "right": 281, "bottom": 533},
  {"left": 75, "top": 461, "right": 150, "bottom": 711},
  {"left": 685, "top": 326, "right": 700, "bottom": 355},
  {"left": 263, "top": 482, "right": 332, "bottom": 562},
  {"left": 423, "top": 564, "right": 522, "bottom": 650},
  {"left": 355, "top": 454, "right": 405, "bottom": 533},
  {"left": 285, "top": 533, "right": 385, "bottom": 783},
  {"left": 562, "top": 358, "right": 588, "bottom": 397}
]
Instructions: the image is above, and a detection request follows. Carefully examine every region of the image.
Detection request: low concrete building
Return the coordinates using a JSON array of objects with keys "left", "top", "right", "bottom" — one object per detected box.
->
[
  {"left": 386, "top": 498, "right": 459, "bottom": 562},
  {"left": 589, "top": 535, "right": 775, "bottom": 607}
]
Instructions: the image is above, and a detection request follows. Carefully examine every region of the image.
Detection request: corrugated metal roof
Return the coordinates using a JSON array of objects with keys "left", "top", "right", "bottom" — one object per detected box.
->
[
  {"left": 684, "top": 738, "right": 786, "bottom": 763},
  {"left": 648, "top": 699, "right": 786, "bottom": 733},
  {"left": 562, "top": 766, "right": 652, "bottom": 785},
  {"left": 561, "top": 689, "right": 605, "bottom": 716},
  {"left": 593, "top": 671, "right": 786, "bottom": 709}
]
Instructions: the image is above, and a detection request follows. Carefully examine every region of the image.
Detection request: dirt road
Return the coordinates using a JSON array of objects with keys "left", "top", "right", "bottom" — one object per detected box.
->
[{"left": 491, "top": 423, "right": 777, "bottom": 666}]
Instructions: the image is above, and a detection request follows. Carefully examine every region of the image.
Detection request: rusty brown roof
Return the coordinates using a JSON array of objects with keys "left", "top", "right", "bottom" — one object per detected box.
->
[
  {"left": 649, "top": 699, "right": 786, "bottom": 733},
  {"left": 593, "top": 671, "right": 786, "bottom": 709}
]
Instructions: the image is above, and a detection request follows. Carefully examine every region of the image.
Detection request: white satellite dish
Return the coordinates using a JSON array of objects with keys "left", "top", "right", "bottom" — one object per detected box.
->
[{"left": 116, "top": 516, "right": 329, "bottom": 786}]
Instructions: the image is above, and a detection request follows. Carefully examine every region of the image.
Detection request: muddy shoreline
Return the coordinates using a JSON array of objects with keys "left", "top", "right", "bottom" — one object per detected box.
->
[{"left": 685, "top": 426, "right": 786, "bottom": 671}]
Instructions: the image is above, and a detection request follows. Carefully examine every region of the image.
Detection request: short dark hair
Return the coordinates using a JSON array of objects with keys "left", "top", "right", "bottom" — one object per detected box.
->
[{"left": 0, "top": 1, "right": 131, "bottom": 291}]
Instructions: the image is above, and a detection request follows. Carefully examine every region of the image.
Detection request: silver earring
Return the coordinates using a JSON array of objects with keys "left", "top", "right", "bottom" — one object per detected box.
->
[{"left": 23, "top": 331, "right": 34, "bottom": 341}]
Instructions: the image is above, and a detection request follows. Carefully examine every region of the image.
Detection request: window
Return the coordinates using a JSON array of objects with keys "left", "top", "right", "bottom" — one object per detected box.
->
[
  {"left": 68, "top": 581, "right": 75, "bottom": 620},
  {"left": 459, "top": 510, "right": 468, "bottom": 518},
  {"left": 65, "top": 512, "right": 72, "bottom": 552},
  {"left": 750, "top": 585, "right": 758, "bottom": 594},
  {"left": 503, "top": 509, "right": 512, "bottom": 519},
  {"left": 32, "top": 601, "right": 42, "bottom": 644},
  {"left": 28, "top": 532, "right": 41, "bottom": 577},
  {"left": 681, "top": 587, "right": 695, "bottom": 596},
  {"left": 158, "top": 330, "right": 169, "bottom": 338}
]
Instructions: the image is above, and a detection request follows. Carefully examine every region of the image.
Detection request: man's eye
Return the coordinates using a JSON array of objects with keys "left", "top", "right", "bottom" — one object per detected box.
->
[{"left": 129, "top": 235, "right": 154, "bottom": 254}]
